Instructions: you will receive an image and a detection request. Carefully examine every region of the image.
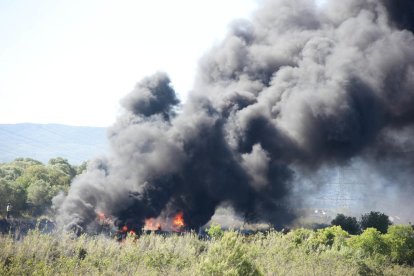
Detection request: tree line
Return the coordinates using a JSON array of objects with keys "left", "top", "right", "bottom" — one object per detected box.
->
[
  {"left": 331, "top": 211, "right": 396, "bottom": 235},
  {"left": 0, "top": 157, "right": 86, "bottom": 217}
]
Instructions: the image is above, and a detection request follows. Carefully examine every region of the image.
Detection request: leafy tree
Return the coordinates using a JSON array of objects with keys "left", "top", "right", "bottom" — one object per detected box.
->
[
  {"left": 0, "top": 179, "right": 13, "bottom": 216},
  {"left": 331, "top": 214, "right": 360, "bottom": 235},
  {"left": 48, "top": 157, "right": 77, "bottom": 179},
  {"left": 75, "top": 161, "right": 88, "bottom": 175},
  {"left": 12, "top": 158, "right": 42, "bottom": 168},
  {"left": 27, "top": 179, "right": 53, "bottom": 215},
  {"left": 360, "top": 211, "right": 392, "bottom": 234},
  {"left": 21, "top": 165, "right": 71, "bottom": 215},
  {"left": 0, "top": 165, "right": 23, "bottom": 181},
  {"left": 7, "top": 181, "right": 28, "bottom": 216},
  {"left": 0, "top": 157, "right": 82, "bottom": 217},
  {"left": 16, "top": 165, "right": 50, "bottom": 188}
]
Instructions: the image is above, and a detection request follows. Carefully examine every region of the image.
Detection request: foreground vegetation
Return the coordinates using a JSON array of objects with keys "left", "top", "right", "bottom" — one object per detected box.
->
[{"left": 1, "top": 225, "right": 413, "bottom": 276}]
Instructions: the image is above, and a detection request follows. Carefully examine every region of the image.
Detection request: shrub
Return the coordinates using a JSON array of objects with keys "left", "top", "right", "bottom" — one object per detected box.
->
[
  {"left": 348, "top": 228, "right": 390, "bottom": 257},
  {"left": 207, "top": 223, "right": 224, "bottom": 240},
  {"left": 308, "top": 226, "right": 350, "bottom": 251},
  {"left": 384, "top": 225, "right": 414, "bottom": 265},
  {"left": 286, "top": 228, "right": 313, "bottom": 246},
  {"left": 198, "top": 231, "right": 261, "bottom": 275}
]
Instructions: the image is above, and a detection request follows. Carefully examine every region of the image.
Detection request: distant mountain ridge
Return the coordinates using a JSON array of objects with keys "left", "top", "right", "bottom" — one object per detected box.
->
[{"left": 0, "top": 123, "right": 109, "bottom": 164}]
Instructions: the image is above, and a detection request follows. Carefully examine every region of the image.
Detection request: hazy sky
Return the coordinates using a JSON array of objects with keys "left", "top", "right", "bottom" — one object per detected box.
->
[{"left": 0, "top": 0, "right": 324, "bottom": 127}]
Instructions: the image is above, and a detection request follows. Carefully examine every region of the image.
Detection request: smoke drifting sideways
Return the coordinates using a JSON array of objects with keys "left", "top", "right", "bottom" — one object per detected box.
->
[{"left": 54, "top": 0, "right": 414, "bottom": 233}]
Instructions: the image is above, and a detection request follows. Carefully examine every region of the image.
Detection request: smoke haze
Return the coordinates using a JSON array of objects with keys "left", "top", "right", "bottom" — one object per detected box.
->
[{"left": 55, "top": 0, "right": 414, "bottom": 232}]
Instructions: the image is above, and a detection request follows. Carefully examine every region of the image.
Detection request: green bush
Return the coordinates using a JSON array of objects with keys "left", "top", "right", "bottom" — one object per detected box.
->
[
  {"left": 286, "top": 228, "right": 313, "bottom": 246},
  {"left": 384, "top": 225, "right": 414, "bottom": 265},
  {"left": 206, "top": 223, "right": 224, "bottom": 240},
  {"left": 287, "top": 226, "right": 349, "bottom": 252},
  {"left": 348, "top": 228, "right": 390, "bottom": 257},
  {"left": 307, "top": 226, "right": 350, "bottom": 252},
  {"left": 197, "top": 231, "right": 261, "bottom": 276}
]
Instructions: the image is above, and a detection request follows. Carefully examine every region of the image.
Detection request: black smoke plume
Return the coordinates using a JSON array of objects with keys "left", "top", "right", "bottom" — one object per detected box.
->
[
  {"left": 55, "top": 0, "right": 414, "bottom": 232},
  {"left": 382, "top": 0, "right": 414, "bottom": 33}
]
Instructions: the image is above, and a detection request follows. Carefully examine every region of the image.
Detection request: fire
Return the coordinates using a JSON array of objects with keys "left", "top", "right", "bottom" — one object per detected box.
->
[
  {"left": 144, "top": 218, "right": 162, "bottom": 231},
  {"left": 143, "top": 211, "right": 186, "bottom": 232},
  {"left": 172, "top": 212, "right": 185, "bottom": 229},
  {"left": 96, "top": 211, "right": 137, "bottom": 239}
]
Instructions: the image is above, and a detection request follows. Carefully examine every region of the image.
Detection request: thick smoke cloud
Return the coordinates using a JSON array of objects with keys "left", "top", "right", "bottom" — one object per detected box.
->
[
  {"left": 120, "top": 72, "right": 179, "bottom": 119},
  {"left": 382, "top": 0, "right": 414, "bottom": 33},
  {"left": 56, "top": 0, "right": 414, "bottom": 232}
]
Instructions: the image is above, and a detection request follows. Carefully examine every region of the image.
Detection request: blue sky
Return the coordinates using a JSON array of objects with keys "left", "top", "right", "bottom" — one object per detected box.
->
[{"left": 0, "top": 0, "right": 324, "bottom": 127}]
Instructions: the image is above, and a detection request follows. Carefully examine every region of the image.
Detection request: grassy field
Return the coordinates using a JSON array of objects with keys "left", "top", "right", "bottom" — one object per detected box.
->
[{"left": 0, "top": 226, "right": 413, "bottom": 275}]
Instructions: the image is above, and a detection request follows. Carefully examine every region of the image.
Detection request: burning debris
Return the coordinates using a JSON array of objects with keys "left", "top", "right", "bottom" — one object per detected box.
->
[
  {"left": 143, "top": 212, "right": 186, "bottom": 232},
  {"left": 55, "top": 0, "right": 414, "bottom": 234},
  {"left": 95, "top": 210, "right": 186, "bottom": 235}
]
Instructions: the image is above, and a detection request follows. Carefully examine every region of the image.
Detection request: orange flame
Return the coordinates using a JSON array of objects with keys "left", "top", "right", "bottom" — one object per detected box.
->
[
  {"left": 143, "top": 212, "right": 185, "bottom": 232},
  {"left": 144, "top": 218, "right": 162, "bottom": 231},
  {"left": 172, "top": 212, "right": 185, "bottom": 229}
]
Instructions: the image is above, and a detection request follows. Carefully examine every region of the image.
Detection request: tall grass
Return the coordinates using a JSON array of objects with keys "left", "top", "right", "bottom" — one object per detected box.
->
[{"left": 0, "top": 226, "right": 413, "bottom": 275}]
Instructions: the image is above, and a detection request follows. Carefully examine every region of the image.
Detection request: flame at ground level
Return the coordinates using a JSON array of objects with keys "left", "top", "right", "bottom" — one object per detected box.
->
[
  {"left": 172, "top": 212, "right": 185, "bottom": 228},
  {"left": 144, "top": 218, "right": 162, "bottom": 231},
  {"left": 143, "top": 212, "right": 186, "bottom": 232},
  {"left": 96, "top": 210, "right": 186, "bottom": 233}
]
